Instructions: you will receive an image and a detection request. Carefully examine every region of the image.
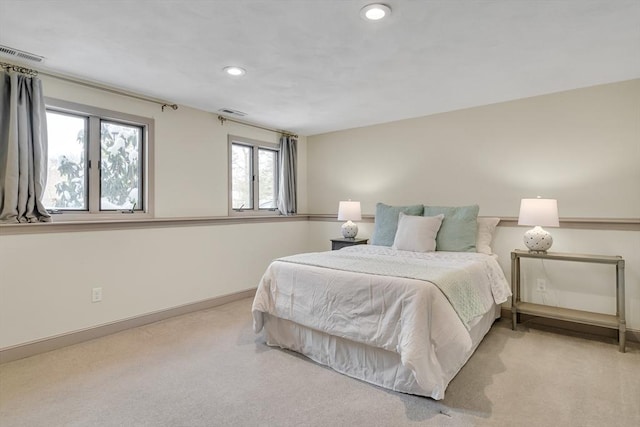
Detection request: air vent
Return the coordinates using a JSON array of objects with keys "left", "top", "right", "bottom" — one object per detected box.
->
[
  {"left": 0, "top": 45, "right": 44, "bottom": 63},
  {"left": 218, "top": 108, "right": 247, "bottom": 117}
]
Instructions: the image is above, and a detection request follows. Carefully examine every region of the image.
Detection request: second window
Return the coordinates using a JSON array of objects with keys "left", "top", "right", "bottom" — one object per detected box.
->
[{"left": 229, "top": 136, "right": 279, "bottom": 214}]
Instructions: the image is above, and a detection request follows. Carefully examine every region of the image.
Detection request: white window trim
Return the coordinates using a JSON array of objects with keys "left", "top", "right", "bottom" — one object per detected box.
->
[
  {"left": 44, "top": 97, "right": 154, "bottom": 221},
  {"left": 228, "top": 134, "right": 280, "bottom": 217}
]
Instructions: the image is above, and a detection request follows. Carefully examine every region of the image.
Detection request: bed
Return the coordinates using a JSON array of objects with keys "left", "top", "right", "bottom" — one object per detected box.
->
[{"left": 252, "top": 204, "right": 511, "bottom": 400}]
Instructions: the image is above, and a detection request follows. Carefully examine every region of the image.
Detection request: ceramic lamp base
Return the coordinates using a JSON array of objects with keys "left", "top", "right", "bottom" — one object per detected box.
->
[
  {"left": 523, "top": 226, "right": 553, "bottom": 252},
  {"left": 341, "top": 220, "right": 359, "bottom": 238}
]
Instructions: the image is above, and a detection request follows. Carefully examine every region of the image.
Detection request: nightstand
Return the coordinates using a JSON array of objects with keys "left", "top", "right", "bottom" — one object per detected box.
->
[
  {"left": 511, "top": 249, "right": 626, "bottom": 352},
  {"left": 331, "top": 238, "right": 368, "bottom": 251}
]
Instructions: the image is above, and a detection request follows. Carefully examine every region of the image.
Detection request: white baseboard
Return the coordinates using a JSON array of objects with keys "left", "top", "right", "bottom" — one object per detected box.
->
[{"left": 0, "top": 289, "right": 256, "bottom": 364}]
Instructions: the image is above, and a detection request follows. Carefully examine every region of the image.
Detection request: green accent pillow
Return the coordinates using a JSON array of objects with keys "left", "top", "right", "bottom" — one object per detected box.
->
[
  {"left": 371, "top": 203, "right": 424, "bottom": 246},
  {"left": 423, "top": 205, "right": 479, "bottom": 252}
]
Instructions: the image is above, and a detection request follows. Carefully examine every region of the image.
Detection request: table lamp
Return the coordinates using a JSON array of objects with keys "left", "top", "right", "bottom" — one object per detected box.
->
[
  {"left": 338, "top": 200, "right": 362, "bottom": 238},
  {"left": 518, "top": 198, "right": 559, "bottom": 253}
]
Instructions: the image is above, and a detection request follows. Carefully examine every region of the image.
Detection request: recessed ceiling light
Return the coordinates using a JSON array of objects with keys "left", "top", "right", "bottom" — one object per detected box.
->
[
  {"left": 360, "top": 3, "right": 391, "bottom": 21},
  {"left": 223, "top": 66, "right": 246, "bottom": 76}
]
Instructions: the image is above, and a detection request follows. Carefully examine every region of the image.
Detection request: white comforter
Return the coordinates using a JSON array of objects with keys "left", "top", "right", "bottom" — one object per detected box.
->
[{"left": 252, "top": 246, "right": 511, "bottom": 399}]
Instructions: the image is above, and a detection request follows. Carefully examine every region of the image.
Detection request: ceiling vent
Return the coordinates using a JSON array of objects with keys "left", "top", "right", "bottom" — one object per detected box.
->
[
  {"left": 218, "top": 108, "right": 247, "bottom": 117},
  {"left": 0, "top": 45, "right": 44, "bottom": 63}
]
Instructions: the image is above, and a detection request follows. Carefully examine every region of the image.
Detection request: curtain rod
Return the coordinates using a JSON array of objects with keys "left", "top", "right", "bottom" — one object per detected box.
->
[
  {"left": 0, "top": 61, "right": 179, "bottom": 112},
  {"left": 0, "top": 61, "right": 38, "bottom": 76},
  {"left": 218, "top": 115, "right": 298, "bottom": 138}
]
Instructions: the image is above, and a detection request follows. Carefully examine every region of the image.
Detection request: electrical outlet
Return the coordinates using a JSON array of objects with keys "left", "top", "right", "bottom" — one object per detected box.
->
[
  {"left": 536, "top": 279, "right": 546, "bottom": 292},
  {"left": 92, "top": 287, "right": 103, "bottom": 303}
]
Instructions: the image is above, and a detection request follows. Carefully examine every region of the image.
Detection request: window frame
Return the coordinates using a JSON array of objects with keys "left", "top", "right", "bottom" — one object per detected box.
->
[
  {"left": 228, "top": 135, "right": 280, "bottom": 216},
  {"left": 44, "top": 97, "right": 154, "bottom": 220}
]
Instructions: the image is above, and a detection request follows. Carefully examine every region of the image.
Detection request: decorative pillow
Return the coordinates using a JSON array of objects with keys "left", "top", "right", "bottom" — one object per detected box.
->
[
  {"left": 423, "top": 205, "right": 480, "bottom": 252},
  {"left": 371, "top": 203, "right": 424, "bottom": 246},
  {"left": 476, "top": 217, "right": 500, "bottom": 255},
  {"left": 392, "top": 213, "right": 444, "bottom": 252}
]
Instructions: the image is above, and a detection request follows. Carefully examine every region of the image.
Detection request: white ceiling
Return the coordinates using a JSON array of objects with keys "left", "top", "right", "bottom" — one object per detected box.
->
[{"left": 1, "top": 0, "right": 638, "bottom": 136}]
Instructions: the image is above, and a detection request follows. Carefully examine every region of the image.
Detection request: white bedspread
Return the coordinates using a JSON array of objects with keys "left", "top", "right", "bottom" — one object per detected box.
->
[
  {"left": 276, "top": 248, "right": 507, "bottom": 330},
  {"left": 252, "top": 246, "right": 511, "bottom": 399}
]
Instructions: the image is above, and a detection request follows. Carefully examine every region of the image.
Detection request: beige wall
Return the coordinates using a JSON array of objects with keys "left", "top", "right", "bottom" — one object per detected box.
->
[
  {"left": 0, "top": 222, "right": 310, "bottom": 348},
  {"left": 306, "top": 80, "right": 640, "bottom": 330},
  {"left": 0, "top": 76, "right": 310, "bottom": 349},
  {"left": 307, "top": 79, "right": 640, "bottom": 218}
]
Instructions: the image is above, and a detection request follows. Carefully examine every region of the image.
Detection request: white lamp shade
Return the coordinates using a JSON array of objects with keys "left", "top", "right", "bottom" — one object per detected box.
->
[
  {"left": 337, "top": 201, "right": 362, "bottom": 221},
  {"left": 518, "top": 198, "right": 559, "bottom": 227}
]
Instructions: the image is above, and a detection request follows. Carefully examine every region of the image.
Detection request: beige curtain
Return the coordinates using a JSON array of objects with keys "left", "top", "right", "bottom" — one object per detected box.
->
[{"left": 0, "top": 70, "right": 51, "bottom": 223}]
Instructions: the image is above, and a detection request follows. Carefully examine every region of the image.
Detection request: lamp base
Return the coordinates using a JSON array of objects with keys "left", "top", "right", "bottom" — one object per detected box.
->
[
  {"left": 341, "top": 220, "right": 359, "bottom": 238},
  {"left": 523, "top": 226, "right": 553, "bottom": 253}
]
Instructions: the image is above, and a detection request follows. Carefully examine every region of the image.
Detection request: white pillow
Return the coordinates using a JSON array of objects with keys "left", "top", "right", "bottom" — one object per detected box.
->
[
  {"left": 392, "top": 213, "right": 444, "bottom": 252},
  {"left": 476, "top": 217, "right": 500, "bottom": 255}
]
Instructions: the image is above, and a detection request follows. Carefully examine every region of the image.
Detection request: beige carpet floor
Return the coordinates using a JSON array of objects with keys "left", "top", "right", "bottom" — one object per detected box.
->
[{"left": 1, "top": 298, "right": 638, "bottom": 427}]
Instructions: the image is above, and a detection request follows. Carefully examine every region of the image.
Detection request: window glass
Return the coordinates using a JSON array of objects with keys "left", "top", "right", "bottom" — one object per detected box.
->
[
  {"left": 258, "top": 148, "right": 277, "bottom": 209},
  {"left": 43, "top": 111, "right": 87, "bottom": 210},
  {"left": 231, "top": 144, "right": 253, "bottom": 209},
  {"left": 100, "top": 121, "right": 142, "bottom": 210}
]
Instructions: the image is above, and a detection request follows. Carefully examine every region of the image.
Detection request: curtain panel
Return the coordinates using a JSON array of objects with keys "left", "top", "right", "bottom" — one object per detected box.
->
[
  {"left": 0, "top": 70, "right": 51, "bottom": 223},
  {"left": 277, "top": 135, "right": 297, "bottom": 215}
]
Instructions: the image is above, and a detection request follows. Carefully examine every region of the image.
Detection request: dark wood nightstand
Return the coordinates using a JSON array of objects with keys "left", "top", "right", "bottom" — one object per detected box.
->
[{"left": 330, "top": 238, "right": 368, "bottom": 250}]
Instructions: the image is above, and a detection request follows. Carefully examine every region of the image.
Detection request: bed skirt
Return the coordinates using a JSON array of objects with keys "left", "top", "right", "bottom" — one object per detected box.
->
[{"left": 260, "top": 304, "right": 501, "bottom": 400}]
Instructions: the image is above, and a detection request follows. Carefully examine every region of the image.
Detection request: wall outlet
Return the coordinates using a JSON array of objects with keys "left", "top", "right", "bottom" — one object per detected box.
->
[
  {"left": 536, "top": 278, "right": 547, "bottom": 292},
  {"left": 92, "top": 287, "right": 103, "bottom": 303}
]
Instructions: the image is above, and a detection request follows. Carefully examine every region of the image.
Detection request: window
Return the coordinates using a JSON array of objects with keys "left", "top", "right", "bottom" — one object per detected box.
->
[
  {"left": 44, "top": 98, "right": 153, "bottom": 218},
  {"left": 229, "top": 135, "right": 279, "bottom": 214}
]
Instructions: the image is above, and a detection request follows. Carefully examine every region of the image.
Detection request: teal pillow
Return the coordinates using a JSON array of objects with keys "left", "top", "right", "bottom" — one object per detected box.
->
[
  {"left": 371, "top": 203, "right": 424, "bottom": 246},
  {"left": 423, "top": 205, "right": 479, "bottom": 252}
]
